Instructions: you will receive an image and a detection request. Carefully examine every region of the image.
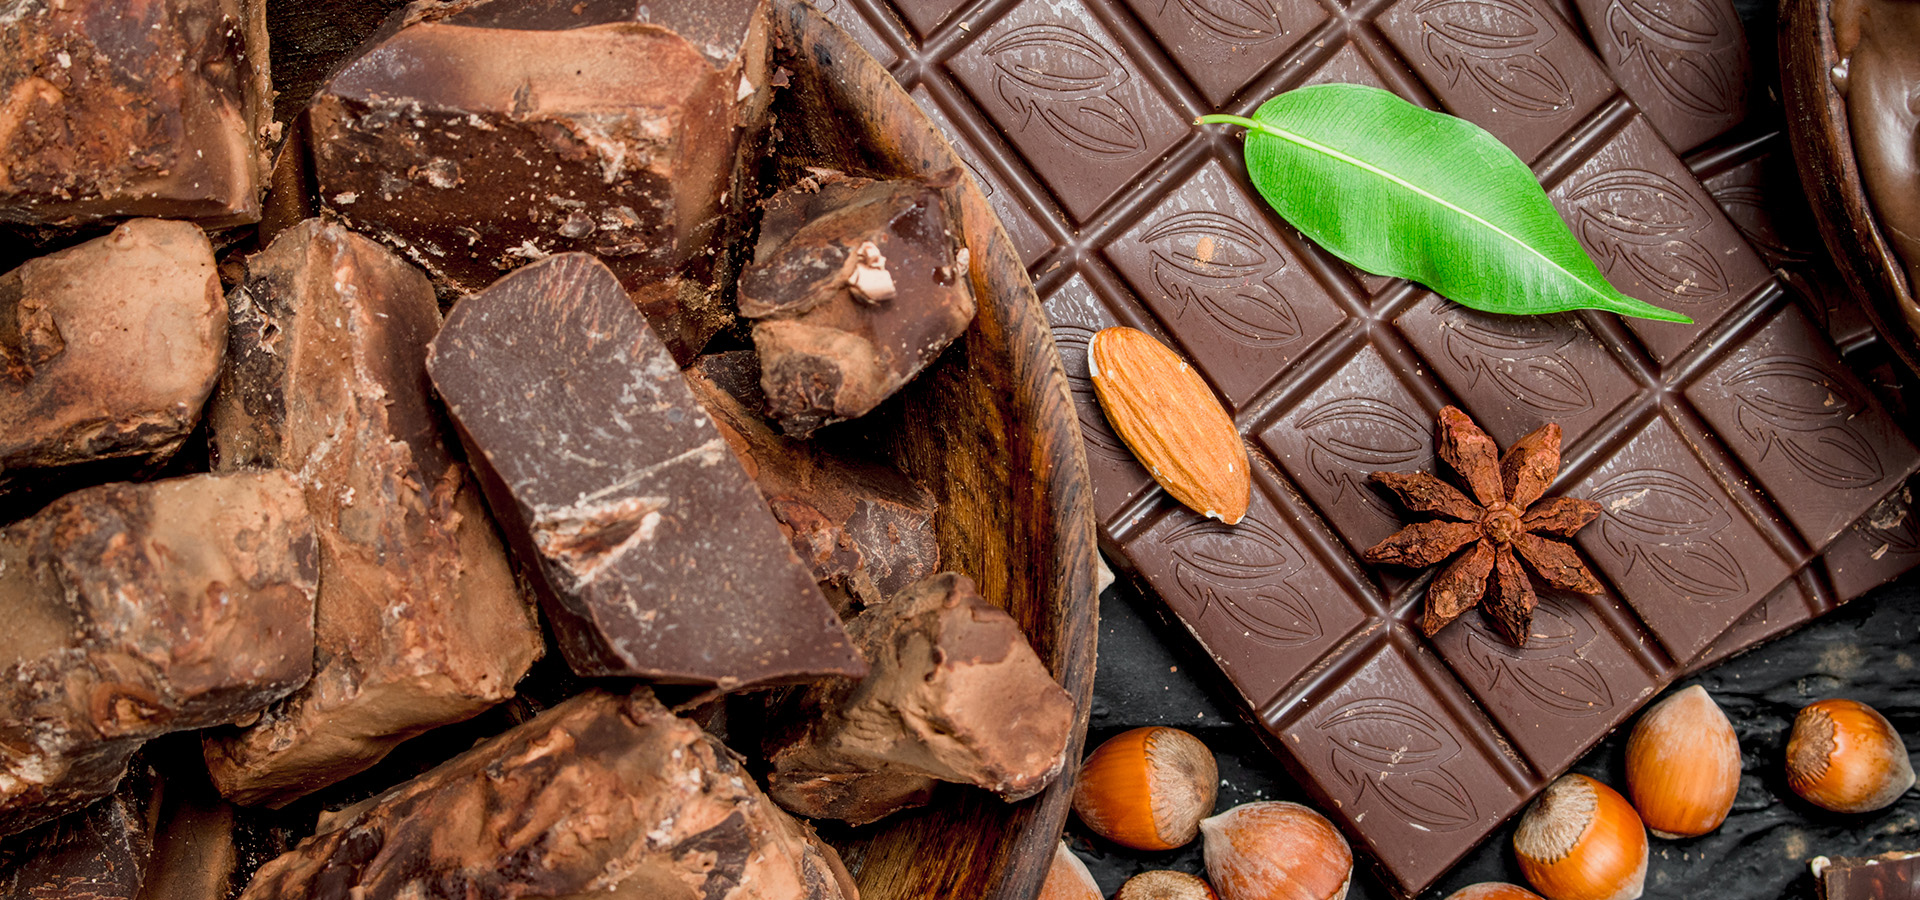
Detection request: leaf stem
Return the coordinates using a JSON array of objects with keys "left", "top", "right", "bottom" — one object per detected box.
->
[{"left": 1195, "top": 114, "right": 1262, "bottom": 130}]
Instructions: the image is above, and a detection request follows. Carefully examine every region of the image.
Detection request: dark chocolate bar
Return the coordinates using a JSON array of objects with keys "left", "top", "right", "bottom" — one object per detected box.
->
[
  {"left": 819, "top": 1, "right": 1920, "bottom": 893},
  {"left": 1814, "top": 850, "right": 1920, "bottom": 900}
]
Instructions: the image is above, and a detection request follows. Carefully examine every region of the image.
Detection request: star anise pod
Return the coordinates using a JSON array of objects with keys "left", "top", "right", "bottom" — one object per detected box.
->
[{"left": 1362, "top": 406, "right": 1603, "bottom": 646}]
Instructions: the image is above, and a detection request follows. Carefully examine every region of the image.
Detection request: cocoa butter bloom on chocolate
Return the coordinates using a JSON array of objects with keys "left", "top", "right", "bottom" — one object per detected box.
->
[{"left": 1362, "top": 406, "right": 1604, "bottom": 646}]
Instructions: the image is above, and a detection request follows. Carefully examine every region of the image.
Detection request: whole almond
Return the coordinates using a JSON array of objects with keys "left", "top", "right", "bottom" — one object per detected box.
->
[{"left": 1089, "top": 327, "right": 1250, "bottom": 524}]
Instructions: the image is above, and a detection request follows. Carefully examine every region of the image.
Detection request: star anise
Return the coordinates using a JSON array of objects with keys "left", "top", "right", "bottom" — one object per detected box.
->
[{"left": 1362, "top": 406, "right": 1603, "bottom": 646}]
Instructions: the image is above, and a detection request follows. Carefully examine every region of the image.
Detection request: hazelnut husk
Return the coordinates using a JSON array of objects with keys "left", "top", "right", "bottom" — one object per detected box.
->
[
  {"left": 1117, "top": 870, "right": 1219, "bottom": 900},
  {"left": 1073, "top": 726, "right": 1218, "bottom": 851},
  {"left": 1624, "top": 685, "right": 1741, "bottom": 838},
  {"left": 1513, "top": 774, "right": 1647, "bottom": 900},
  {"left": 1786, "top": 698, "right": 1915, "bottom": 813},
  {"left": 1040, "top": 841, "right": 1102, "bottom": 900},
  {"left": 1199, "top": 801, "right": 1352, "bottom": 900}
]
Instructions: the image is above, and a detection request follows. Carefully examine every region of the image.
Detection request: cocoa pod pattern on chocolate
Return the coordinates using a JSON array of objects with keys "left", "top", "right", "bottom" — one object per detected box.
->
[
  {"left": 1051, "top": 321, "right": 1137, "bottom": 462},
  {"left": 1141, "top": 210, "right": 1304, "bottom": 348},
  {"left": 1411, "top": 0, "right": 1576, "bottom": 116},
  {"left": 1438, "top": 309, "right": 1596, "bottom": 415},
  {"left": 1165, "top": 0, "right": 1289, "bottom": 45},
  {"left": 1464, "top": 595, "right": 1614, "bottom": 716},
  {"left": 1317, "top": 696, "right": 1479, "bottom": 832},
  {"left": 1165, "top": 515, "right": 1323, "bottom": 646},
  {"left": 1723, "top": 356, "right": 1885, "bottom": 490},
  {"left": 1602, "top": 0, "right": 1742, "bottom": 119},
  {"left": 986, "top": 24, "right": 1147, "bottom": 158},
  {"left": 1564, "top": 169, "right": 1728, "bottom": 303},
  {"left": 1587, "top": 469, "right": 1748, "bottom": 599},
  {"left": 1298, "top": 397, "right": 1429, "bottom": 529}
]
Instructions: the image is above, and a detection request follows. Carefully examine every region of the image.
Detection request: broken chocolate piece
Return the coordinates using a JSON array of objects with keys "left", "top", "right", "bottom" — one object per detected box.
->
[
  {"left": 0, "top": 472, "right": 318, "bottom": 837},
  {"left": 740, "top": 175, "right": 976, "bottom": 436},
  {"left": 0, "top": 0, "right": 272, "bottom": 232},
  {"left": 0, "top": 760, "right": 160, "bottom": 900},
  {"left": 427, "top": 252, "right": 864, "bottom": 687},
  {"left": 202, "top": 219, "right": 542, "bottom": 808},
  {"left": 1813, "top": 849, "right": 1920, "bottom": 899},
  {"left": 308, "top": 0, "right": 776, "bottom": 361},
  {"left": 0, "top": 220, "right": 226, "bottom": 492},
  {"left": 764, "top": 572, "right": 1074, "bottom": 825},
  {"left": 687, "top": 350, "right": 941, "bottom": 613},
  {"left": 236, "top": 688, "right": 857, "bottom": 900}
]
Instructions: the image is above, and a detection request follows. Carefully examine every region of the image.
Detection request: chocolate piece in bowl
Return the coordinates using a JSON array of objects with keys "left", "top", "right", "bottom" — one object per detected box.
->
[
  {"left": 0, "top": 472, "right": 317, "bottom": 838},
  {"left": 0, "top": 0, "right": 272, "bottom": 234},
  {"left": 308, "top": 0, "right": 776, "bottom": 362},
  {"left": 762, "top": 572, "right": 1074, "bottom": 825},
  {"left": 427, "top": 252, "right": 863, "bottom": 687},
  {"left": 235, "top": 688, "right": 857, "bottom": 900},
  {"left": 824, "top": 0, "right": 1920, "bottom": 890},
  {"left": 0, "top": 760, "right": 159, "bottom": 900},
  {"left": 201, "top": 218, "right": 543, "bottom": 808},
  {"left": 740, "top": 174, "right": 977, "bottom": 436},
  {"left": 0, "top": 220, "right": 226, "bottom": 494},
  {"left": 686, "top": 350, "right": 941, "bottom": 613}
]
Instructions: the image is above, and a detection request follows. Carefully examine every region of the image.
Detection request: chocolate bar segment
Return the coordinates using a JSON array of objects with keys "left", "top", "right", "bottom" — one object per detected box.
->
[
  {"left": 822, "top": 0, "right": 1920, "bottom": 892},
  {"left": 427, "top": 252, "right": 864, "bottom": 688},
  {"left": 1813, "top": 850, "right": 1920, "bottom": 900},
  {"left": 1570, "top": 0, "right": 1749, "bottom": 153}
]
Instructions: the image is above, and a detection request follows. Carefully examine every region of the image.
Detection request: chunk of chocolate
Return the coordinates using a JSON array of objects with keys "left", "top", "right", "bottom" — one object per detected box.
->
[
  {"left": 236, "top": 688, "right": 857, "bottom": 900},
  {"left": 428, "top": 252, "right": 863, "bottom": 687},
  {"left": 0, "top": 220, "right": 225, "bottom": 491},
  {"left": 0, "top": 0, "right": 271, "bottom": 231},
  {"left": 764, "top": 572, "right": 1074, "bottom": 825},
  {"left": 308, "top": 0, "right": 776, "bottom": 361},
  {"left": 740, "top": 175, "right": 976, "bottom": 436},
  {"left": 687, "top": 350, "right": 940, "bottom": 612},
  {"left": 1814, "top": 850, "right": 1920, "bottom": 899},
  {"left": 201, "top": 219, "right": 542, "bottom": 808},
  {"left": 0, "top": 472, "right": 317, "bottom": 837},
  {"left": 0, "top": 761, "right": 159, "bottom": 900}
]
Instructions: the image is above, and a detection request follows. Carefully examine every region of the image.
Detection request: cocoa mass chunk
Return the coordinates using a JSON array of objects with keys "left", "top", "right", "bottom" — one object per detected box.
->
[
  {"left": 764, "top": 572, "right": 1075, "bottom": 825},
  {"left": 0, "top": 220, "right": 226, "bottom": 493},
  {"left": 687, "top": 350, "right": 940, "bottom": 614},
  {"left": 308, "top": 0, "right": 776, "bottom": 362},
  {"left": 0, "top": 761, "right": 160, "bottom": 900},
  {"left": 740, "top": 175, "right": 976, "bottom": 436},
  {"left": 202, "top": 219, "right": 543, "bottom": 808},
  {"left": 427, "top": 253, "right": 863, "bottom": 688},
  {"left": 237, "top": 688, "right": 856, "bottom": 900},
  {"left": 0, "top": 0, "right": 272, "bottom": 232},
  {"left": 0, "top": 472, "right": 318, "bottom": 837}
]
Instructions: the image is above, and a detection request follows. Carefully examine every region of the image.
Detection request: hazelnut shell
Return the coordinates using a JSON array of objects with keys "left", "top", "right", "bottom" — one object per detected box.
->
[
  {"left": 1625, "top": 685, "right": 1741, "bottom": 838},
  {"left": 1513, "top": 774, "right": 1647, "bottom": 900},
  {"left": 1200, "top": 801, "right": 1352, "bottom": 900},
  {"left": 1787, "top": 698, "right": 1915, "bottom": 813},
  {"left": 1073, "top": 726, "right": 1218, "bottom": 851}
]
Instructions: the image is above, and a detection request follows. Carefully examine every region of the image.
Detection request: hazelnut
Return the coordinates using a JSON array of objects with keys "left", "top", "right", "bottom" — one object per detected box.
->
[
  {"left": 1040, "top": 841, "right": 1102, "bottom": 900},
  {"left": 1199, "top": 801, "right": 1352, "bottom": 900},
  {"left": 1073, "top": 726, "right": 1218, "bottom": 851},
  {"left": 1624, "top": 685, "right": 1741, "bottom": 838},
  {"left": 1117, "top": 870, "right": 1219, "bottom": 900},
  {"left": 1444, "top": 885, "right": 1546, "bottom": 900},
  {"left": 1786, "top": 698, "right": 1914, "bottom": 813},
  {"left": 1513, "top": 774, "right": 1647, "bottom": 900}
]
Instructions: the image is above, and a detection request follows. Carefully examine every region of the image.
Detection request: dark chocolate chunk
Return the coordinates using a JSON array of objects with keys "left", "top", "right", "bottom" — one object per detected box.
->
[
  {"left": 1815, "top": 850, "right": 1920, "bottom": 900},
  {"left": 0, "top": 0, "right": 272, "bottom": 232},
  {"left": 0, "top": 472, "right": 317, "bottom": 837},
  {"left": 825, "top": 0, "right": 1920, "bottom": 891},
  {"left": 687, "top": 350, "right": 941, "bottom": 612},
  {"left": 308, "top": 0, "right": 776, "bottom": 362},
  {"left": 762, "top": 572, "right": 1074, "bottom": 825},
  {"left": 202, "top": 219, "right": 543, "bottom": 808},
  {"left": 234, "top": 689, "right": 857, "bottom": 900},
  {"left": 427, "top": 252, "right": 864, "bottom": 688},
  {"left": 740, "top": 175, "right": 976, "bottom": 436},
  {"left": 0, "top": 220, "right": 226, "bottom": 492},
  {"left": 0, "top": 761, "right": 159, "bottom": 900}
]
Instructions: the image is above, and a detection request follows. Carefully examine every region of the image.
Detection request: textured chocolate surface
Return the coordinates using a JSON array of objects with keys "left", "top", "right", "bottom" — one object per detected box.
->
[
  {"left": 1815, "top": 850, "right": 1920, "bottom": 900},
  {"left": 816, "top": 0, "right": 1920, "bottom": 892}
]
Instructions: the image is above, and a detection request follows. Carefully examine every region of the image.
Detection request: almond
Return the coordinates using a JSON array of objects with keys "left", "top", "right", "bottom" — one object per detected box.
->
[{"left": 1088, "top": 327, "right": 1250, "bottom": 524}]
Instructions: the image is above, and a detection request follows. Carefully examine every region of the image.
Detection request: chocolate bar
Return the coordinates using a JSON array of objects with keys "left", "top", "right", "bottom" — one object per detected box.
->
[
  {"left": 1814, "top": 850, "right": 1920, "bottom": 900},
  {"left": 819, "top": 1, "right": 1920, "bottom": 893}
]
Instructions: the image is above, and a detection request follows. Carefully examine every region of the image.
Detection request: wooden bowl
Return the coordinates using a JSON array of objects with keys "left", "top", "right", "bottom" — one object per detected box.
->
[
  {"left": 269, "top": 2, "right": 1100, "bottom": 898},
  {"left": 1780, "top": 0, "right": 1920, "bottom": 372}
]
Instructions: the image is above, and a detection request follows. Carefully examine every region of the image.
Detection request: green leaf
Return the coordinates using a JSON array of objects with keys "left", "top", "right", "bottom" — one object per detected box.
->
[{"left": 1197, "top": 84, "right": 1691, "bottom": 324}]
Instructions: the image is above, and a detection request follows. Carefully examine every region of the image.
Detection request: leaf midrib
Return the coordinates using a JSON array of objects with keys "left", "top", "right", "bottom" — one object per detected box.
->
[{"left": 1200, "top": 112, "right": 1612, "bottom": 310}]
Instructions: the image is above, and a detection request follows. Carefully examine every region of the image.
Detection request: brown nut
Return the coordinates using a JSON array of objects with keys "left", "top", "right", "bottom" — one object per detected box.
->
[
  {"left": 1199, "top": 801, "right": 1352, "bottom": 900},
  {"left": 1088, "top": 327, "right": 1250, "bottom": 525},
  {"left": 1444, "top": 885, "right": 1547, "bottom": 900},
  {"left": 1073, "top": 726, "right": 1218, "bottom": 851},
  {"left": 1513, "top": 774, "right": 1647, "bottom": 900},
  {"left": 1040, "top": 841, "right": 1102, "bottom": 900},
  {"left": 1117, "top": 870, "right": 1219, "bottom": 900},
  {"left": 1786, "top": 698, "right": 1915, "bottom": 813},
  {"left": 1625, "top": 685, "right": 1741, "bottom": 838}
]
